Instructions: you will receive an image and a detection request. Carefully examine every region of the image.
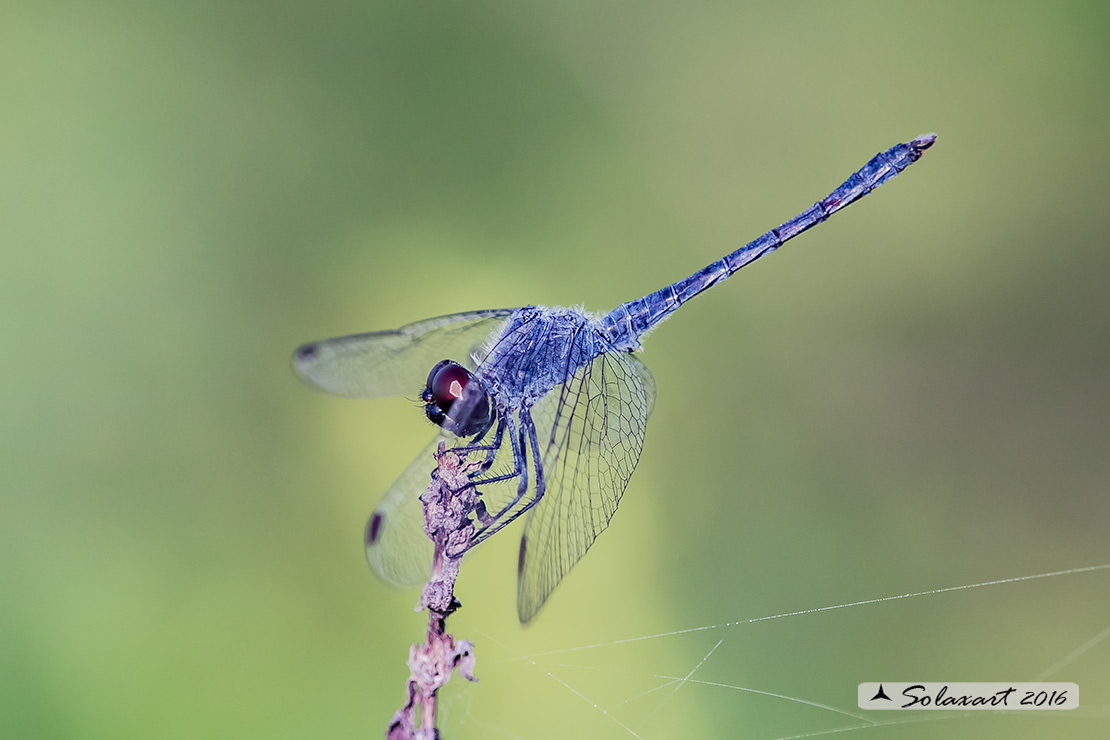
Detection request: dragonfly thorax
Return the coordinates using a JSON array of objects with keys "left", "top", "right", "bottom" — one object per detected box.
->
[{"left": 477, "top": 306, "right": 602, "bottom": 407}]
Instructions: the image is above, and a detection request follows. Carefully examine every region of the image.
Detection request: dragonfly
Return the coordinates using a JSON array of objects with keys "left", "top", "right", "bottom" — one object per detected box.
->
[{"left": 294, "top": 133, "right": 936, "bottom": 623}]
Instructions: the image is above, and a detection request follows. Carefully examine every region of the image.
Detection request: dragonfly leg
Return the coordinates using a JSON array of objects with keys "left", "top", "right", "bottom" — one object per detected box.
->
[
  {"left": 450, "top": 414, "right": 505, "bottom": 473},
  {"left": 467, "top": 407, "right": 546, "bottom": 549},
  {"left": 481, "top": 414, "right": 530, "bottom": 522},
  {"left": 466, "top": 411, "right": 525, "bottom": 488},
  {"left": 444, "top": 413, "right": 526, "bottom": 559},
  {"left": 473, "top": 499, "right": 494, "bottom": 528},
  {"left": 475, "top": 416, "right": 505, "bottom": 472}
]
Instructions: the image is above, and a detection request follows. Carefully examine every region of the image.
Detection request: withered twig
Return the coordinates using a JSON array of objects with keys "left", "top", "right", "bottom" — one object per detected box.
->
[{"left": 386, "top": 443, "right": 479, "bottom": 740}]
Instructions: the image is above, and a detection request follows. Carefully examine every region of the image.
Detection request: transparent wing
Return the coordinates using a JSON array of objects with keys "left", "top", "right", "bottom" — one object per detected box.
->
[
  {"left": 516, "top": 350, "right": 656, "bottom": 623},
  {"left": 293, "top": 309, "right": 515, "bottom": 399},
  {"left": 367, "top": 429, "right": 516, "bottom": 588},
  {"left": 364, "top": 435, "right": 443, "bottom": 588}
]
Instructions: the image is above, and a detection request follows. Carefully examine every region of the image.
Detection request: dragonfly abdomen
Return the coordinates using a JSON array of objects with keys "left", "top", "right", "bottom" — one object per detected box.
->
[{"left": 598, "top": 134, "right": 935, "bottom": 349}]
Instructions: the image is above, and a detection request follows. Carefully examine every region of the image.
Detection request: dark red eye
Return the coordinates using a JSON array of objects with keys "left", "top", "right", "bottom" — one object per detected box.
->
[
  {"left": 423, "top": 360, "right": 492, "bottom": 438},
  {"left": 429, "top": 361, "right": 471, "bottom": 410}
]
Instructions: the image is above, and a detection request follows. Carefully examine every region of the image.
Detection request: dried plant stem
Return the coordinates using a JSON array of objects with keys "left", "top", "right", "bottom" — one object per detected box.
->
[{"left": 387, "top": 444, "right": 479, "bottom": 740}]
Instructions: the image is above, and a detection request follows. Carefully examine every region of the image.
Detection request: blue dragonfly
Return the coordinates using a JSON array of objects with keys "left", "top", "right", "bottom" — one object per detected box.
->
[{"left": 294, "top": 133, "right": 936, "bottom": 623}]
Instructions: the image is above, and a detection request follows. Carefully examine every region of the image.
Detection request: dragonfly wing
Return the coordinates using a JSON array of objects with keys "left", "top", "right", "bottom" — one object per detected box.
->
[
  {"left": 293, "top": 308, "right": 516, "bottom": 399},
  {"left": 516, "top": 350, "right": 656, "bottom": 623},
  {"left": 364, "top": 434, "right": 446, "bottom": 588}
]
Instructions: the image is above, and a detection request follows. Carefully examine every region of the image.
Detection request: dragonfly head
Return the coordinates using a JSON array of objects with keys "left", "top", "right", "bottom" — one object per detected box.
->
[{"left": 422, "top": 360, "right": 492, "bottom": 438}]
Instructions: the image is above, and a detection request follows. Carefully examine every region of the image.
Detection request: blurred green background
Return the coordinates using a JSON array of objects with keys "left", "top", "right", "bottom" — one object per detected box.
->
[{"left": 3, "top": 1, "right": 1109, "bottom": 738}]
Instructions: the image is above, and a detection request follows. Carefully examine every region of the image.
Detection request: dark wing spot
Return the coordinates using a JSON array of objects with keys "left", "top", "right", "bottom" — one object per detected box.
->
[
  {"left": 518, "top": 534, "right": 528, "bottom": 577},
  {"left": 366, "top": 511, "right": 384, "bottom": 546}
]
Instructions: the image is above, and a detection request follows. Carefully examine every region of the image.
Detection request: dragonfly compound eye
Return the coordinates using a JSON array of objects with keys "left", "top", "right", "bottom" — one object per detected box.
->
[{"left": 424, "top": 360, "right": 491, "bottom": 437}]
